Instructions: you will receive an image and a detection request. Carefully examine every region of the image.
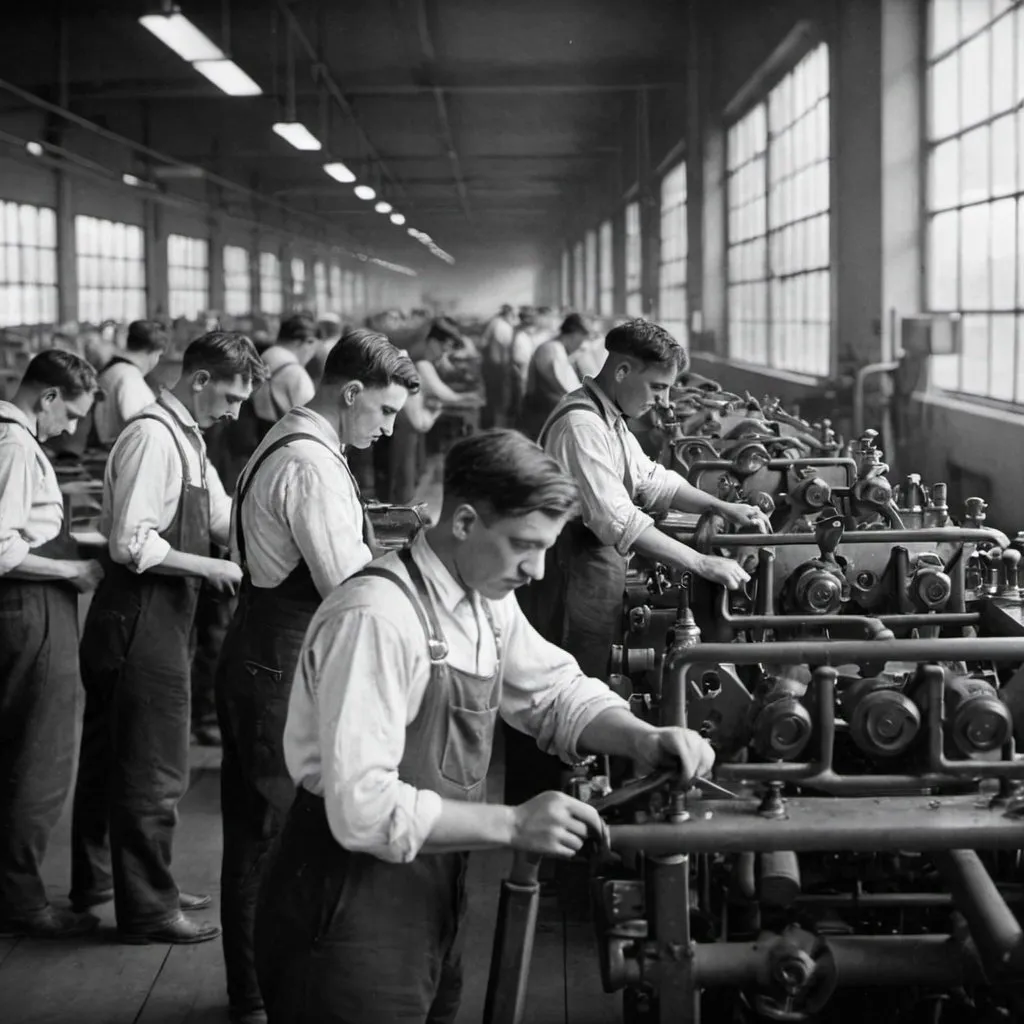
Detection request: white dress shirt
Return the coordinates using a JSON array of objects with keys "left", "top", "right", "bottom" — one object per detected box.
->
[
  {"left": 0, "top": 402, "right": 64, "bottom": 575},
  {"left": 284, "top": 531, "right": 627, "bottom": 864},
  {"left": 93, "top": 359, "right": 156, "bottom": 445},
  {"left": 252, "top": 346, "right": 315, "bottom": 423},
  {"left": 542, "top": 378, "right": 680, "bottom": 555},
  {"left": 232, "top": 407, "right": 372, "bottom": 597},
  {"left": 100, "top": 391, "right": 231, "bottom": 572}
]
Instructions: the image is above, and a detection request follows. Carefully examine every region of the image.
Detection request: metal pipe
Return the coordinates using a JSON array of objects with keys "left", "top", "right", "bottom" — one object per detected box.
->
[
  {"left": 688, "top": 457, "right": 858, "bottom": 488},
  {"left": 667, "top": 527, "right": 1011, "bottom": 549},
  {"left": 933, "top": 849, "right": 1024, "bottom": 975},
  {"left": 853, "top": 360, "right": 900, "bottom": 438}
]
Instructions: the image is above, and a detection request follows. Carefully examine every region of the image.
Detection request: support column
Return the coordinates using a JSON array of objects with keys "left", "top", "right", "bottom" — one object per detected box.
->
[
  {"left": 686, "top": 0, "right": 705, "bottom": 349},
  {"left": 208, "top": 212, "right": 225, "bottom": 316},
  {"left": 145, "top": 199, "right": 167, "bottom": 318},
  {"left": 55, "top": 172, "right": 76, "bottom": 324}
]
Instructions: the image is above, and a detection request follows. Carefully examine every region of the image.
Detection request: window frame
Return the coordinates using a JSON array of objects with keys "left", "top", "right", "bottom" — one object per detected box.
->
[
  {"left": 658, "top": 160, "right": 688, "bottom": 343},
  {"left": 166, "top": 232, "right": 210, "bottom": 321},
  {"left": 222, "top": 244, "right": 251, "bottom": 318},
  {"left": 0, "top": 201, "right": 59, "bottom": 328},
  {"left": 74, "top": 213, "right": 146, "bottom": 326},
  {"left": 599, "top": 220, "right": 614, "bottom": 316},
  {"left": 624, "top": 200, "right": 643, "bottom": 317}
]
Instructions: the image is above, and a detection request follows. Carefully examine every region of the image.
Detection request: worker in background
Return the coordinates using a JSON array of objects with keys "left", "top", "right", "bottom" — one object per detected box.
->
[
  {"left": 510, "top": 319, "right": 769, "bottom": 804},
  {"left": 516, "top": 312, "right": 589, "bottom": 441},
  {"left": 508, "top": 306, "right": 539, "bottom": 423},
  {"left": 216, "top": 329, "right": 420, "bottom": 1024},
  {"left": 253, "top": 428, "right": 714, "bottom": 1024},
  {"left": 480, "top": 303, "right": 516, "bottom": 428},
  {"left": 93, "top": 320, "right": 169, "bottom": 447},
  {"left": 0, "top": 351, "right": 103, "bottom": 939},
  {"left": 71, "top": 331, "right": 265, "bottom": 946},
  {"left": 250, "top": 314, "right": 318, "bottom": 439},
  {"left": 305, "top": 313, "right": 344, "bottom": 386}
]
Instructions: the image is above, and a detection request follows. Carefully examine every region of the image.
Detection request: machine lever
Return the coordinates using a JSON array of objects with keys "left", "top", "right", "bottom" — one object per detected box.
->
[{"left": 588, "top": 769, "right": 740, "bottom": 813}]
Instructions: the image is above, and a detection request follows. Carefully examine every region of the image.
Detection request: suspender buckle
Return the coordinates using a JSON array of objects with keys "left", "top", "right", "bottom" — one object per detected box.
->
[{"left": 428, "top": 639, "right": 450, "bottom": 663}]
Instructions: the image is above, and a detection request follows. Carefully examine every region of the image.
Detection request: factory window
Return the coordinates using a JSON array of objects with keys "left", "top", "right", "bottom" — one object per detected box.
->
[
  {"left": 167, "top": 233, "right": 209, "bottom": 320},
  {"left": 76, "top": 215, "right": 146, "bottom": 326},
  {"left": 585, "top": 229, "right": 598, "bottom": 312},
  {"left": 290, "top": 257, "right": 307, "bottom": 305},
  {"left": 573, "top": 240, "right": 585, "bottom": 310},
  {"left": 353, "top": 272, "right": 367, "bottom": 314},
  {"left": 726, "top": 42, "right": 831, "bottom": 377},
  {"left": 599, "top": 219, "right": 614, "bottom": 317},
  {"left": 223, "top": 245, "right": 251, "bottom": 317},
  {"left": 0, "top": 201, "right": 58, "bottom": 327},
  {"left": 313, "top": 260, "right": 328, "bottom": 315},
  {"left": 561, "top": 248, "right": 571, "bottom": 308},
  {"left": 625, "top": 201, "right": 642, "bottom": 317},
  {"left": 329, "top": 263, "right": 342, "bottom": 311},
  {"left": 659, "top": 161, "right": 688, "bottom": 343},
  {"left": 926, "top": 0, "right": 1023, "bottom": 402},
  {"left": 342, "top": 269, "right": 355, "bottom": 315},
  {"left": 259, "top": 251, "right": 283, "bottom": 315}
]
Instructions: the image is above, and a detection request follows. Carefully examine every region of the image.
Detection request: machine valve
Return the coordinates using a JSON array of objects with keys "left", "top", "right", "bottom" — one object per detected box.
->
[
  {"left": 840, "top": 676, "right": 921, "bottom": 758},
  {"left": 944, "top": 675, "right": 1013, "bottom": 758}
]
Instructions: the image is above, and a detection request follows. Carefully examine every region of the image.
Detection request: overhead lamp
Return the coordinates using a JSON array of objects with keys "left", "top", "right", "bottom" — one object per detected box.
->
[
  {"left": 192, "top": 59, "right": 262, "bottom": 96},
  {"left": 354, "top": 184, "right": 376, "bottom": 201},
  {"left": 389, "top": 212, "right": 406, "bottom": 226},
  {"left": 419, "top": 234, "right": 433, "bottom": 244},
  {"left": 139, "top": 10, "right": 225, "bottom": 63},
  {"left": 374, "top": 200, "right": 392, "bottom": 214},
  {"left": 25, "top": 141, "right": 44, "bottom": 157},
  {"left": 407, "top": 227, "right": 420, "bottom": 238},
  {"left": 272, "top": 122, "right": 322, "bottom": 151},
  {"left": 122, "top": 173, "right": 142, "bottom": 187},
  {"left": 323, "top": 161, "right": 356, "bottom": 183}
]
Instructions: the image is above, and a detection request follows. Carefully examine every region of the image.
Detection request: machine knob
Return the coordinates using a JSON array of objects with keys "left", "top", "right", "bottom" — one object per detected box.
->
[
  {"left": 753, "top": 697, "right": 814, "bottom": 761},
  {"left": 964, "top": 497, "right": 988, "bottom": 523},
  {"left": 910, "top": 566, "right": 953, "bottom": 610},
  {"left": 945, "top": 677, "right": 1013, "bottom": 757},
  {"left": 793, "top": 568, "right": 845, "bottom": 615},
  {"left": 846, "top": 687, "right": 921, "bottom": 758}
]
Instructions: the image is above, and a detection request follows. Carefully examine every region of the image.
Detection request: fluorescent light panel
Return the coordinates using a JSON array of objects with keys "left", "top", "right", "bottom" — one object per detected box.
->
[
  {"left": 323, "top": 161, "right": 356, "bottom": 183},
  {"left": 25, "top": 141, "right": 44, "bottom": 157},
  {"left": 192, "top": 59, "right": 262, "bottom": 96},
  {"left": 374, "top": 201, "right": 392, "bottom": 214},
  {"left": 272, "top": 122, "right": 321, "bottom": 151},
  {"left": 390, "top": 212, "right": 405, "bottom": 225},
  {"left": 139, "top": 12, "right": 224, "bottom": 62},
  {"left": 354, "top": 184, "right": 376, "bottom": 201}
]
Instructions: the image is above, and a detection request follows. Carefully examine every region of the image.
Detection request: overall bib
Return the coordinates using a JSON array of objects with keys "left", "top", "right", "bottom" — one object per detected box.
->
[
  {"left": 508, "top": 381, "right": 632, "bottom": 803},
  {"left": 0, "top": 419, "right": 81, "bottom": 918},
  {"left": 72, "top": 404, "right": 211, "bottom": 929},
  {"left": 217, "top": 432, "right": 374, "bottom": 1014},
  {"left": 253, "top": 548, "right": 502, "bottom": 1024}
]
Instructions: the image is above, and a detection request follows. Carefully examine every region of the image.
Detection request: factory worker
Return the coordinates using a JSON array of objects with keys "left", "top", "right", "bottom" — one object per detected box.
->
[
  {"left": 510, "top": 318, "right": 769, "bottom": 803},
  {"left": 92, "top": 319, "right": 168, "bottom": 446},
  {"left": 250, "top": 313, "right": 319, "bottom": 438},
  {"left": 253, "top": 428, "right": 715, "bottom": 1024},
  {"left": 216, "top": 328, "right": 420, "bottom": 1024},
  {"left": 516, "top": 312, "right": 590, "bottom": 441},
  {"left": 0, "top": 350, "right": 103, "bottom": 939},
  {"left": 71, "top": 331, "right": 265, "bottom": 945}
]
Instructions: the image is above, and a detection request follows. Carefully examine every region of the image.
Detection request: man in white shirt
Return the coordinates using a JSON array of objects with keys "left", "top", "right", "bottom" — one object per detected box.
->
[
  {"left": 0, "top": 351, "right": 104, "bottom": 939},
  {"left": 516, "top": 313, "right": 589, "bottom": 440},
  {"left": 251, "top": 314, "right": 318, "bottom": 436},
  {"left": 216, "top": 328, "right": 420, "bottom": 1024},
  {"left": 93, "top": 320, "right": 168, "bottom": 447},
  {"left": 252, "top": 428, "right": 714, "bottom": 1024},
  {"left": 480, "top": 304, "right": 516, "bottom": 428},
  {"left": 71, "top": 331, "right": 264, "bottom": 946}
]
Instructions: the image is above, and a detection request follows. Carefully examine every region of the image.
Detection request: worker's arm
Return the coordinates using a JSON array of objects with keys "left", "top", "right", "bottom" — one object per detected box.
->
[
  {"left": 399, "top": 389, "right": 445, "bottom": 434},
  {"left": 544, "top": 344, "right": 583, "bottom": 395},
  {"left": 415, "top": 358, "right": 478, "bottom": 407},
  {"left": 205, "top": 458, "right": 233, "bottom": 549}
]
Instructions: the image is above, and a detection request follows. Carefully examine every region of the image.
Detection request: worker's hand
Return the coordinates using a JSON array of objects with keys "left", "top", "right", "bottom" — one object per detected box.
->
[
  {"left": 694, "top": 553, "right": 750, "bottom": 590},
  {"left": 68, "top": 558, "right": 104, "bottom": 593},
  {"left": 719, "top": 501, "right": 772, "bottom": 534},
  {"left": 511, "top": 791, "right": 610, "bottom": 859},
  {"left": 632, "top": 727, "right": 716, "bottom": 783},
  {"left": 205, "top": 558, "right": 243, "bottom": 595}
]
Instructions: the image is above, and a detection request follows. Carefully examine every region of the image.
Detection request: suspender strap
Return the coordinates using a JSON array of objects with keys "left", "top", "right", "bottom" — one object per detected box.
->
[{"left": 130, "top": 413, "right": 197, "bottom": 488}]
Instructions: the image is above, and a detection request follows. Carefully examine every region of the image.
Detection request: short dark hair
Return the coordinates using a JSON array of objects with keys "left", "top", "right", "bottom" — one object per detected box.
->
[
  {"left": 560, "top": 314, "right": 588, "bottom": 336},
  {"left": 126, "top": 320, "right": 169, "bottom": 353},
  {"left": 443, "top": 429, "right": 579, "bottom": 520},
  {"left": 604, "top": 318, "right": 688, "bottom": 373},
  {"left": 278, "top": 313, "right": 318, "bottom": 344},
  {"left": 321, "top": 327, "right": 421, "bottom": 392},
  {"left": 181, "top": 330, "right": 269, "bottom": 386},
  {"left": 21, "top": 349, "right": 98, "bottom": 398}
]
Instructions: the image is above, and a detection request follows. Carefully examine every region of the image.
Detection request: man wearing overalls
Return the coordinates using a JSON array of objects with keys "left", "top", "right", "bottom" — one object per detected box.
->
[
  {"left": 252, "top": 428, "right": 715, "bottom": 1024},
  {"left": 510, "top": 319, "right": 769, "bottom": 803},
  {"left": 0, "top": 350, "right": 103, "bottom": 938},
  {"left": 71, "top": 331, "right": 265, "bottom": 944},
  {"left": 216, "top": 328, "right": 420, "bottom": 1024}
]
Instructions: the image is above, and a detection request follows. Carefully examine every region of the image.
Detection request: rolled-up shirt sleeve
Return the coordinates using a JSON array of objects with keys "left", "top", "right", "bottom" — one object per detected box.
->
[
  {"left": 547, "top": 414, "right": 654, "bottom": 555},
  {"left": 624, "top": 429, "right": 679, "bottom": 513},
  {"left": 499, "top": 595, "right": 628, "bottom": 761},
  {"left": 309, "top": 607, "right": 443, "bottom": 863},
  {"left": 107, "top": 424, "right": 176, "bottom": 572},
  {"left": 0, "top": 441, "right": 34, "bottom": 575}
]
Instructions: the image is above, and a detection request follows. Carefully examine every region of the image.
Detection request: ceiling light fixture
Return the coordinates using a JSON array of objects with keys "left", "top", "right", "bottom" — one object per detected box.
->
[
  {"left": 192, "top": 58, "right": 262, "bottom": 96},
  {"left": 353, "top": 184, "right": 376, "bottom": 201},
  {"left": 389, "top": 212, "right": 406, "bottom": 226},
  {"left": 25, "top": 141, "right": 44, "bottom": 157},
  {"left": 323, "top": 161, "right": 356, "bottom": 183},
  {"left": 407, "top": 227, "right": 421, "bottom": 238},
  {"left": 122, "top": 173, "right": 143, "bottom": 186},
  {"left": 374, "top": 200, "right": 392, "bottom": 214},
  {"left": 272, "top": 121, "right": 322, "bottom": 151},
  {"left": 138, "top": 10, "right": 224, "bottom": 62}
]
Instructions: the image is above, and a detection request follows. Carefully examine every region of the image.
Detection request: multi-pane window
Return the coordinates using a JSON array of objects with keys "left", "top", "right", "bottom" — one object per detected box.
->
[
  {"left": 599, "top": 220, "right": 614, "bottom": 317},
  {"left": 259, "top": 252, "right": 283, "bottom": 314},
  {"left": 329, "top": 263, "right": 342, "bottom": 311},
  {"left": 926, "top": 0, "right": 1024, "bottom": 401},
  {"left": 659, "top": 162, "right": 688, "bottom": 342},
  {"left": 167, "top": 233, "right": 209, "bottom": 320},
  {"left": 573, "top": 240, "right": 585, "bottom": 310},
  {"left": 314, "top": 260, "right": 328, "bottom": 315},
  {"left": 291, "top": 257, "right": 306, "bottom": 305},
  {"left": 585, "top": 230, "right": 598, "bottom": 312},
  {"left": 76, "top": 216, "right": 145, "bottom": 325},
  {"left": 223, "top": 245, "right": 251, "bottom": 317},
  {"left": 342, "top": 269, "right": 355, "bottom": 315},
  {"left": 561, "top": 249, "right": 571, "bottom": 308},
  {"left": 353, "top": 272, "right": 367, "bottom": 315},
  {"left": 727, "top": 42, "right": 831, "bottom": 376},
  {"left": 625, "top": 201, "right": 643, "bottom": 316},
  {"left": 0, "top": 201, "right": 58, "bottom": 327}
]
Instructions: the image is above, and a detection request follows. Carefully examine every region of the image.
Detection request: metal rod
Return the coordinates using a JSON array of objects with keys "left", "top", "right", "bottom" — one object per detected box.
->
[{"left": 667, "top": 527, "right": 1012, "bottom": 549}]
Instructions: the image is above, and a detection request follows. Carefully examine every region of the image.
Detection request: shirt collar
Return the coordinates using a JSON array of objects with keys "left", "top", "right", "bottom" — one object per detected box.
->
[
  {"left": 0, "top": 401, "right": 37, "bottom": 435},
  {"left": 410, "top": 531, "right": 474, "bottom": 615},
  {"left": 581, "top": 376, "right": 622, "bottom": 428},
  {"left": 156, "top": 389, "right": 202, "bottom": 435},
  {"left": 282, "top": 406, "right": 342, "bottom": 450}
]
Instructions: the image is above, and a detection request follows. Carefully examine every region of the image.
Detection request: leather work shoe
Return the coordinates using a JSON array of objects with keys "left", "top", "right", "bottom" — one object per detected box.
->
[
  {"left": 178, "top": 891, "right": 213, "bottom": 912},
  {"left": 0, "top": 905, "right": 100, "bottom": 939},
  {"left": 118, "top": 912, "right": 222, "bottom": 945},
  {"left": 73, "top": 890, "right": 212, "bottom": 914}
]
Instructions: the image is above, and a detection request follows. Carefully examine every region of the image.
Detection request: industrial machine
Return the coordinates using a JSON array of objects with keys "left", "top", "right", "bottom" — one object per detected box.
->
[{"left": 485, "top": 393, "right": 1024, "bottom": 1024}]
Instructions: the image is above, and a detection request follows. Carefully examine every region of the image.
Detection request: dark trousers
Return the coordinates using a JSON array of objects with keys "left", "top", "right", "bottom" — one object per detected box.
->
[
  {"left": 191, "top": 581, "right": 236, "bottom": 731},
  {"left": 73, "top": 574, "right": 197, "bottom": 929},
  {"left": 0, "top": 581, "right": 80, "bottom": 916},
  {"left": 255, "top": 791, "right": 466, "bottom": 1024},
  {"left": 216, "top": 595, "right": 309, "bottom": 1013},
  {"left": 388, "top": 415, "right": 425, "bottom": 506}
]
